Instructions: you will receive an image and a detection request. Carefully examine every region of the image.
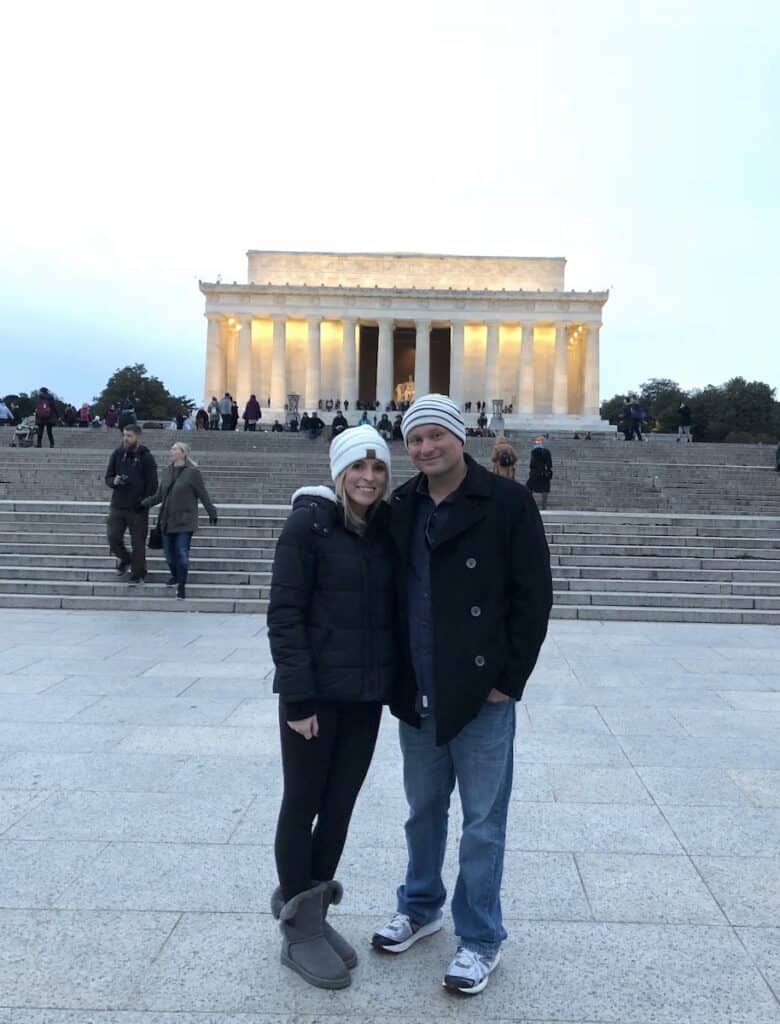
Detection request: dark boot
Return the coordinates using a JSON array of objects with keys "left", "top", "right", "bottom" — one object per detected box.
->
[
  {"left": 271, "top": 882, "right": 357, "bottom": 969},
  {"left": 278, "top": 883, "right": 350, "bottom": 989}
]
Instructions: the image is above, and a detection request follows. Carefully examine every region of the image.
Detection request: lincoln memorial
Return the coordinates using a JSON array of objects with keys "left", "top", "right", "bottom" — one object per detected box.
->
[{"left": 200, "top": 251, "right": 609, "bottom": 428}]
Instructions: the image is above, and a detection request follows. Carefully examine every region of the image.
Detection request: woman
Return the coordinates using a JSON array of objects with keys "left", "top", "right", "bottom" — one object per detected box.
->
[
  {"left": 267, "top": 425, "right": 395, "bottom": 991},
  {"left": 243, "top": 394, "right": 262, "bottom": 431},
  {"left": 141, "top": 442, "right": 218, "bottom": 600},
  {"left": 490, "top": 435, "right": 518, "bottom": 480},
  {"left": 527, "top": 436, "right": 553, "bottom": 510}
]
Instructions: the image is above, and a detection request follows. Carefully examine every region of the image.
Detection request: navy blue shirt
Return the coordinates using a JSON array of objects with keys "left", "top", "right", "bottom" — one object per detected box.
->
[{"left": 407, "top": 476, "right": 461, "bottom": 715}]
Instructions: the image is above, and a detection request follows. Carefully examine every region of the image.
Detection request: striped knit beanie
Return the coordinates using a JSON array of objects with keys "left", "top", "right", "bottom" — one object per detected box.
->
[{"left": 401, "top": 394, "right": 466, "bottom": 445}]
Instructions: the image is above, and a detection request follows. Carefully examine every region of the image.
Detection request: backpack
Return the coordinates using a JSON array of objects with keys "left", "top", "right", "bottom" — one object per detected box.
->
[{"left": 35, "top": 398, "right": 51, "bottom": 420}]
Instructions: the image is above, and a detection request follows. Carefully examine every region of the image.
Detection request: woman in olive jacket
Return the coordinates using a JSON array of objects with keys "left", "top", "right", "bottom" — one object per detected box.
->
[
  {"left": 141, "top": 442, "right": 217, "bottom": 600},
  {"left": 267, "top": 425, "right": 395, "bottom": 991}
]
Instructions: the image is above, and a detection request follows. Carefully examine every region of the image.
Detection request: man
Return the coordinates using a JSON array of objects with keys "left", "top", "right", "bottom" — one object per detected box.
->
[
  {"left": 371, "top": 394, "right": 552, "bottom": 995},
  {"left": 104, "top": 424, "right": 158, "bottom": 584},
  {"left": 331, "top": 410, "right": 349, "bottom": 438},
  {"left": 376, "top": 412, "right": 393, "bottom": 441},
  {"left": 218, "top": 393, "right": 232, "bottom": 431},
  {"left": 34, "top": 387, "right": 59, "bottom": 448},
  {"left": 677, "top": 402, "right": 692, "bottom": 443}
]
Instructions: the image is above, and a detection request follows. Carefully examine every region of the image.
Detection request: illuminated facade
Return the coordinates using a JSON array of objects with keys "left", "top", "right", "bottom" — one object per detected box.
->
[{"left": 199, "top": 250, "right": 608, "bottom": 427}]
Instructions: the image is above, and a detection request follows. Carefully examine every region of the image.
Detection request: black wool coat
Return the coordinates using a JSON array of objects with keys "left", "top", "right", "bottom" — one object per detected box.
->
[
  {"left": 388, "top": 454, "right": 553, "bottom": 745},
  {"left": 268, "top": 487, "right": 396, "bottom": 713}
]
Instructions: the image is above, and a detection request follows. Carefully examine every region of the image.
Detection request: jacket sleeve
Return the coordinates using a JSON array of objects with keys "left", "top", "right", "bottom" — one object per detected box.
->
[
  {"left": 192, "top": 470, "right": 217, "bottom": 520},
  {"left": 141, "top": 481, "right": 163, "bottom": 510},
  {"left": 267, "top": 512, "right": 318, "bottom": 703},
  {"left": 143, "top": 453, "right": 159, "bottom": 500},
  {"left": 502, "top": 489, "right": 553, "bottom": 699},
  {"left": 104, "top": 451, "right": 117, "bottom": 489}
]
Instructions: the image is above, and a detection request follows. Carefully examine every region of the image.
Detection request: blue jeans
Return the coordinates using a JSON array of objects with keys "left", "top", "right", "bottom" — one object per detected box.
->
[
  {"left": 396, "top": 699, "right": 515, "bottom": 956},
  {"left": 162, "top": 531, "right": 193, "bottom": 584}
]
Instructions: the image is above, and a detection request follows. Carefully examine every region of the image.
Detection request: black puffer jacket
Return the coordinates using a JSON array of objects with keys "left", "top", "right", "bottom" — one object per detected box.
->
[{"left": 268, "top": 486, "right": 396, "bottom": 714}]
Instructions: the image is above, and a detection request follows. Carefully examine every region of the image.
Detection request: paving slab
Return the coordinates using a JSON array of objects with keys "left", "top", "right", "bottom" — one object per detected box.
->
[
  {"left": 0, "top": 908, "right": 179, "bottom": 1010},
  {"left": 693, "top": 856, "right": 780, "bottom": 926},
  {"left": 574, "top": 852, "right": 726, "bottom": 924},
  {"left": 128, "top": 912, "right": 780, "bottom": 1023},
  {"left": 0, "top": 610, "right": 778, "bottom": 1022},
  {"left": 5, "top": 790, "right": 253, "bottom": 843}
]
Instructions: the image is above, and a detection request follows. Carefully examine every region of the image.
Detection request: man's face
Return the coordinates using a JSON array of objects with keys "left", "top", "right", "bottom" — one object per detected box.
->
[
  {"left": 406, "top": 424, "right": 464, "bottom": 478},
  {"left": 123, "top": 428, "right": 139, "bottom": 449}
]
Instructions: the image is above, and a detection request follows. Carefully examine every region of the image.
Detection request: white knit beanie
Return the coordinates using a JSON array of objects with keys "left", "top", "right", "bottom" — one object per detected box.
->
[
  {"left": 400, "top": 393, "right": 466, "bottom": 445},
  {"left": 329, "top": 425, "right": 392, "bottom": 481}
]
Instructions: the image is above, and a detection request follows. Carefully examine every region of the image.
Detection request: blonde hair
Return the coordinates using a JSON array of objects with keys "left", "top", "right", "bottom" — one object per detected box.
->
[
  {"left": 491, "top": 435, "right": 517, "bottom": 480},
  {"left": 333, "top": 461, "right": 389, "bottom": 530},
  {"left": 171, "top": 441, "right": 198, "bottom": 468}
]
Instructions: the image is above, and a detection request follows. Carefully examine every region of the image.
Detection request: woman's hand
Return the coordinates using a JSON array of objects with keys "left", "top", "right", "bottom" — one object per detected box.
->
[
  {"left": 287, "top": 714, "right": 319, "bottom": 739},
  {"left": 486, "top": 688, "right": 510, "bottom": 703}
]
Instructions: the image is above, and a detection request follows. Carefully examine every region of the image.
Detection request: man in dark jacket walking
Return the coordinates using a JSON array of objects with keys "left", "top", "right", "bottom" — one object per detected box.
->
[
  {"left": 371, "top": 394, "right": 552, "bottom": 996},
  {"left": 104, "top": 424, "right": 158, "bottom": 583}
]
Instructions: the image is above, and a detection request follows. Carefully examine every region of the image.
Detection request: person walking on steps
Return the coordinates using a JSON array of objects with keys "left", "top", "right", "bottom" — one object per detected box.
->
[
  {"left": 527, "top": 436, "right": 553, "bottom": 510},
  {"left": 370, "top": 394, "right": 552, "bottom": 996},
  {"left": 34, "top": 387, "right": 58, "bottom": 448},
  {"left": 104, "top": 424, "right": 158, "bottom": 585},
  {"left": 490, "top": 435, "right": 518, "bottom": 480},
  {"left": 140, "top": 442, "right": 218, "bottom": 600},
  {"left": 267, "top": 425, "right": 396, "bottom": 990}
]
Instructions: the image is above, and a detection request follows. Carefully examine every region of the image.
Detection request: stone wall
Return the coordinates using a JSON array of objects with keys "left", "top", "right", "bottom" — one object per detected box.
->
[{"left": 247, "top": 251, "right": 566, "bottom": 292}]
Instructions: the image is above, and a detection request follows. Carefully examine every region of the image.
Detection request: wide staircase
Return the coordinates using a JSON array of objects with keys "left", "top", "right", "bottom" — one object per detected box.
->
[{"left": 0, "top": 429, "right": 778, "bottom": 621}]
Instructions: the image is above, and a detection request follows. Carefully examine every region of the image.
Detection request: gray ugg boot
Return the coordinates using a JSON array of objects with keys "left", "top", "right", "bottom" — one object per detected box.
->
[
  {"left": 321, "top": 879, "right": 358, "bottom": 969},
  {"left": 271, "top": 882, "right": 357, "bottom": 969},
  {"left": 278, "top": 883, "right": 351, "bottom": 989}
]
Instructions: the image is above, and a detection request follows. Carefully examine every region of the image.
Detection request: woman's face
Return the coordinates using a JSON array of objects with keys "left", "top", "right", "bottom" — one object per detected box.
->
[
  {"left": 344, "top": 459, "right": 387, "bottom": 513},
  {"left": 169, "top": 446, "right": 185, "bottom": 465}
]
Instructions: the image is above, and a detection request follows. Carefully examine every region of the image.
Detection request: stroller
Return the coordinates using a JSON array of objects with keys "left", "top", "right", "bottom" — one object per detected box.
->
[{"left": 9, "top": 416, "right": 36, "bottom": 447}]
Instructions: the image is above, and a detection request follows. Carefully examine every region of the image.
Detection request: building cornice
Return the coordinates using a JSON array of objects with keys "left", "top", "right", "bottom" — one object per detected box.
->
[{"left": 199, "top": 281, "right": 608, "bottom": 323}]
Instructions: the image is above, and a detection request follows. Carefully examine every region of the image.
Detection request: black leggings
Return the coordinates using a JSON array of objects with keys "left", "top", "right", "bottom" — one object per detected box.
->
[{"left": 275, "top": 700, "right": 382, "bottom": 902}]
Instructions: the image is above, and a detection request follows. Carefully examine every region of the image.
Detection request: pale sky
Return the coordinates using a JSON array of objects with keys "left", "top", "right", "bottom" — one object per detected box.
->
[{"left": 1, "top": 0, "right": 778, "bottom": 407}]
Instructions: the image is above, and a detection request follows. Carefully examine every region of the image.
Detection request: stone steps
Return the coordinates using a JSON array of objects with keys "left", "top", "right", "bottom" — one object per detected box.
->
[{"left": 0, "top": 500, "right": 779, "bottom": 622}]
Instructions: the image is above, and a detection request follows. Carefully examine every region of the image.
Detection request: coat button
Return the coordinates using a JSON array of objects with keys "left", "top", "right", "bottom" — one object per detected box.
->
[
  {"left": 466, "top": 558, "right": 477, "bottom": 569},
  {"left": 475, "top": 655, "right": 486, "bottom": 667},
  {"left": 470, "top": 606, "right": 481, "bottom": 617}
]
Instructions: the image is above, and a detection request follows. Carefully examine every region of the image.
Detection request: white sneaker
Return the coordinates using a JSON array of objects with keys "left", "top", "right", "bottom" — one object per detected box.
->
[
  {"left": 442, "top": 946, "right": 501, "bottom": 994},
  {"left": 370, "top": 912, "right": 442, "bottom": 953}
]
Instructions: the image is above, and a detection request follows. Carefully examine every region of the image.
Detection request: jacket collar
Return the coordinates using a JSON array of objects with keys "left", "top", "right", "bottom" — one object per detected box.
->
[{"left": 389, "top": 454, "right": 490, "bottom": 551}]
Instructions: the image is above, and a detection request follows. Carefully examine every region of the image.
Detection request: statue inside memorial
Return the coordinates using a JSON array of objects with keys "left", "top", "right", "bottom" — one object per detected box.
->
[{"left": 395, "top": 376, "right": 415, "bottom": 405}]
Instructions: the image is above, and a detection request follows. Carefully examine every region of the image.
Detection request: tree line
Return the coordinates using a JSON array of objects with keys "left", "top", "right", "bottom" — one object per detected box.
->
[
  {"left": 600, "top": 377, "right": 780, "bottom": 443},
  {"left": 4, "top": 365, "right": 194, "bottom": 423}
]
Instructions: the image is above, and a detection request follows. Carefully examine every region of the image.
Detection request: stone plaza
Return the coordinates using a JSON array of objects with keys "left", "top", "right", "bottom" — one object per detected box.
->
[
  {"left": 200, "top": 251, "right": 608, "bottom": 431},
  {"left": 0, "top": 607, "right": 778, "bottom": 1022}
]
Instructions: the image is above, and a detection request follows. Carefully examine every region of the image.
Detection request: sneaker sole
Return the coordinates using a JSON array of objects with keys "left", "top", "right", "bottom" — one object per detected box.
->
[
  {"left": 371, "top": 916, "right": 443, "bottom": 954},
  {"left": 443, "top": 948, "right": 501, "bottom": 995}
]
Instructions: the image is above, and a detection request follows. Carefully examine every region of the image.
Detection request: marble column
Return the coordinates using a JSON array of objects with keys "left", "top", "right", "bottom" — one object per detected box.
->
[
  {"left": 236, "top": 316, "right": 253, "bottom": 406},
  {"left": 552, "top": 322, "right": 569, "bottom": 416},
  {"left": 449, "top": 321, "right": 465, "bottom": 408},
  {"left": 584, "top": 322, "right": 601, "bottom": 416},
  {"left": 341, "top": 318, "right": 357, "bottom": 410},
  {"left": 518, "top": 322, "right": 535, "bottom": 414},
  {"left": 305, "top": 317, "right": 321, "bottom": 410},
  {"left": 414, "top": 320, "right": 430, "bottom": 398},
  {"left": 270, "top": 317, "right": 287, "bottom": 410},
  {"left": 484, "top": 321, "right": 500, "bottom": 404},
  {"left": 376, "top": 319, "right": 394, "bottom": 407},
  {"left": 204, "top": 315, "right": 224, "bottom": 402}
]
